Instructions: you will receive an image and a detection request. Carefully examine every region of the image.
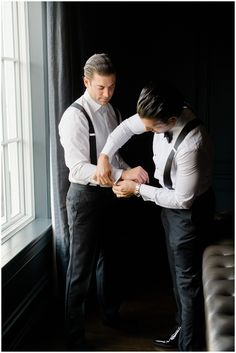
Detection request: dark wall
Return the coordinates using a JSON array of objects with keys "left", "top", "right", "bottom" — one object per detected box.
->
[
  {"left": 64, "top": 1, "right": 234, "bottom": 213},
  {"left": 3, "top": 4, "right": 233, "bottom": 349},
  {"left": 2, "top": 228, "right": 53, "bottom": 350},
  {"left": 55, "top": 1, "right": 234, "bottom": 292}
]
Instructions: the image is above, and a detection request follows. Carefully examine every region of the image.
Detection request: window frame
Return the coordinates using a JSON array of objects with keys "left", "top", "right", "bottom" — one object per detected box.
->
[
  {"left": 1, "top": 2, "right": 51, "bottom": 264},
  {"left": 1, "top": 2, "right": 35, "bottom": 243}
]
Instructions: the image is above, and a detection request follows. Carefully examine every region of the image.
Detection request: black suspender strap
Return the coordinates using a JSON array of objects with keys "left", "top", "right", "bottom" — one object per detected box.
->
[
  {"left": 163, "top": 118, "right": 202, "bottom": 190},
  {"left": 71, "top": 102, "right": 97, "bottom": 164},
  {"left": 71, "top": 102, "right": 121, "bottom": 165}
]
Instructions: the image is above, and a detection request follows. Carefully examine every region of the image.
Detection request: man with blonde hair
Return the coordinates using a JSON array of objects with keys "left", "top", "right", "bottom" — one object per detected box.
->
[{"left": 59, "top": 53, "right": 148, "bottom": 350}]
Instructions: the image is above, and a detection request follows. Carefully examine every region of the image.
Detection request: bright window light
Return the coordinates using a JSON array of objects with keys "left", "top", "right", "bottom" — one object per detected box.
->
[{"left": 1, "top": 2, "right": 34, "bottom": 242}]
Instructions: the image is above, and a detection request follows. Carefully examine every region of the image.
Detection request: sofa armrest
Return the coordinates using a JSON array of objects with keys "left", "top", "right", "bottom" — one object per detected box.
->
[{"left": 202, "top": 241, "right": 234, "bottom": 351}]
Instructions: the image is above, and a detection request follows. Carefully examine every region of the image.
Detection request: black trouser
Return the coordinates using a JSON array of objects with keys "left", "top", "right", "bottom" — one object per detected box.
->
[
  {"left": 65, "top": 183, "right": 122, "bottom": 346},
  {"left": 161, "top": 188, "right": 215, "bottom": 351}
]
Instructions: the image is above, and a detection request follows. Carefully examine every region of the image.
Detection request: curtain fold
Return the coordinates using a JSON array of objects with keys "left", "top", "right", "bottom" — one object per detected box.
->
[{"left": 46, "top": 2, "right": 75, "bottom": 297}]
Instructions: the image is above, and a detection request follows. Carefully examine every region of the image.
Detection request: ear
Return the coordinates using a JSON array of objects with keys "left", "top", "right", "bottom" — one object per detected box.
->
[
  {"left": 83, "top": 76, "right": 89, "bottom": 88},
  {"left": 168, "top": 117, "right": 177, "bottom": 124}
]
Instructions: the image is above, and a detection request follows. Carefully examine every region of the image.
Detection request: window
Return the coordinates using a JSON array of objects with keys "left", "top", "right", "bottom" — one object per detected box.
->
[{"left": 1, "top": 2, "right": 34, "bottom": 243}]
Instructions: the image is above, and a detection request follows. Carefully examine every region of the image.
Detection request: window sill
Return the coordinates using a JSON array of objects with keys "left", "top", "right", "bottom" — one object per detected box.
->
[{"left": 1, "top": 218, "right": 52, "bottom": 268}]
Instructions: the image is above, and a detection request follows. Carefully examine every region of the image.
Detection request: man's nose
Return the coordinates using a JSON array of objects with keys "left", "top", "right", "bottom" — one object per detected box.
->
[{"left": 103, "top": 88, "right": 110, "bottom": 98}]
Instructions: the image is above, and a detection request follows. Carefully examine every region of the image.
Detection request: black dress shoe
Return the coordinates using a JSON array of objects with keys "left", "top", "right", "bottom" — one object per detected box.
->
[{"left": 152, "top": 326, "right": 181, "bottom": 348}]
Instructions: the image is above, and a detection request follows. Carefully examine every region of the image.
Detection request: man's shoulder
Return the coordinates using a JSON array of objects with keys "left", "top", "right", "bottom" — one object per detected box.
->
[
  {"left": 59, "top": 97, "right": 86, "bottom": 127},
  {"left": 62, "top": 96, "right": 84, "bottom": 115}
]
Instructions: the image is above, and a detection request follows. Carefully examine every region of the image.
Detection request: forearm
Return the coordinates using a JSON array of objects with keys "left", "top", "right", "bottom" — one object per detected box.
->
[
  {"left": 101, "top": 129, "right": 133, "bottom": 160},
  {"left": 140, "top": 184, "right": 195, "bottom": 209},
  {"left": 70, "top": 162, "right": 97, "bottom": 184},
  {"left": 102, "top": 114, "right": 146, "bottom": 159}
]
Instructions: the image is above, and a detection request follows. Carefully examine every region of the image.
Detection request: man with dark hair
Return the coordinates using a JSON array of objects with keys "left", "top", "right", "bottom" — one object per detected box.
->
[
  {"left": 95, "top": 81, "right": 215, "bottom": 351},
  {"left": 59, "top": 53, "right": 148, "bottom": 350}
]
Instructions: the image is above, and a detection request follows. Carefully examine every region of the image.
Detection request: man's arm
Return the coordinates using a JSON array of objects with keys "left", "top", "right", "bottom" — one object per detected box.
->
[
  {"left": 96, "top": 114, "right": 146, "bottom": 184},
  {"left": 112, "top": 148, "right": 202, "bottom": 209},
  {"left": 59, "top": 109, "right": 97, "bottom": 184}
]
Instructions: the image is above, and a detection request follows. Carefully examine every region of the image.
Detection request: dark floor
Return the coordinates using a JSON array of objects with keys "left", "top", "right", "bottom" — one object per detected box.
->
[
  {"left": 85, "top": 285, "right": 177, "bottom": 352},
  {"left": 18, "top": 278, "right": 178, "bottom": 352}
]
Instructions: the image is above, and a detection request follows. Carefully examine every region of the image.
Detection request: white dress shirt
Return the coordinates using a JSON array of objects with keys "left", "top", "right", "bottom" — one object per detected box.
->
[
  {"left": 59, "top": 90, "right": 130, "bottom": 185},
  {"left": 102, "top": 108, "right": 213, "bottom": 209}
]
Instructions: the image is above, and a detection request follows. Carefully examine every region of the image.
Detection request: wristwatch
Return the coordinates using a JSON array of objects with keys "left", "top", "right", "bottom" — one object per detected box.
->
[{"left": 134, "top": 183, "right": 141, "bottom": 197}]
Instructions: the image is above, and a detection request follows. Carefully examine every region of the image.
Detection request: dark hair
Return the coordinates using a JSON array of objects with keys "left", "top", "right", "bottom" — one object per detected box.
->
[
  {"left": 83, "top": 53, "right": 116, "bottom": 80},
  {"left": 137, "top": 81, "right": 185, "bottom": 123}
]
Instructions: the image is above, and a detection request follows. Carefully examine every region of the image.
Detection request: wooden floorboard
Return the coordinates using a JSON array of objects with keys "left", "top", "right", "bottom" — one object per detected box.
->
[{"left": 18, "top": 280, "right": 177, "bottom": 352}]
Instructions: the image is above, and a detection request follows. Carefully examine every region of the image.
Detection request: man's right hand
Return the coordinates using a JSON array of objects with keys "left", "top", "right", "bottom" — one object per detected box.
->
[
  {"left": 94, "top": 153, "right": 114, "bottom": 185},
  {"left": 121, "top": 166, "right": 149, "bottom": 184}
]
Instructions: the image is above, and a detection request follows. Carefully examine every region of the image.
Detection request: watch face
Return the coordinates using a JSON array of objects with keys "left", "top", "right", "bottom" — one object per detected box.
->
[{"left": 135, "top": 184, "right": 141, "bottom": 197}]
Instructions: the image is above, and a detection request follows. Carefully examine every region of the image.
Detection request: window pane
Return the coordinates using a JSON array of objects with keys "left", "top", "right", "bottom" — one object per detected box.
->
[
  {"left": 1, "top": 2, "right": 35, "bottom": 241},
  {"left": 1, "top": 2, "right": 14, "bottom": 58},
  {"left": 4, "top": 60, "right": 17, "bottom": 139},
  {"left": 0, "top": 99, "right": 3, "bottom": 142},
  {"left": 8, "top": 142, "right": 20, "bottom": 217}
]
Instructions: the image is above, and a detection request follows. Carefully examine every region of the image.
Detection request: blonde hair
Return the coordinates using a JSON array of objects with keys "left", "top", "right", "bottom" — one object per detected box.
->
[{"left": 83, "top": 53, "right": 116, "bottom": 80}]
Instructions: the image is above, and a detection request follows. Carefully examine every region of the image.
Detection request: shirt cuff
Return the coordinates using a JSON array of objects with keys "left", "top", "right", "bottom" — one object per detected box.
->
[
  {"left": 88, "top": 165, "right": 99, "bottom": 184},
  {"left": 111, "top": 168, "right": 123, "bottom": 184}
]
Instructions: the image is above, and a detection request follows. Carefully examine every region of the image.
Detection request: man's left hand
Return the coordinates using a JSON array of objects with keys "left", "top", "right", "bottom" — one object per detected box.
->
[{"left": 112, "top": 180, "right": 136, "bottom": 198}]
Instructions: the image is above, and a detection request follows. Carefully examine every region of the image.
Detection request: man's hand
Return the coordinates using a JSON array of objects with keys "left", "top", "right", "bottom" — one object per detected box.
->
[
  {"left": 94, "top": 153, "right": 114, "bottom": 185},
  {"left": 112, "top": 180, "right": 137, "bottom": 198},
  {"left": 121, "top": 166, "right": 149, "bottom": 184}
]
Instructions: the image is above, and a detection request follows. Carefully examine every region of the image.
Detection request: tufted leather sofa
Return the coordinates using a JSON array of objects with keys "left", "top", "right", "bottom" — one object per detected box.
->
[{"left": 202, "top": 239, "right": 234, "bottom": 351}]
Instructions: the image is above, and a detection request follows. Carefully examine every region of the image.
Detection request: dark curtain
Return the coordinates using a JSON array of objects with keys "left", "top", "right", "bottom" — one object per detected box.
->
[
  {"left": 45, "top": 2, "right": 159, "bottom": 300},
  {"left": 45, "top": 1, "right": 234, "bottom": 301},
  {"left": 46, "top": 2, "right": 82, "bottom": 296}
]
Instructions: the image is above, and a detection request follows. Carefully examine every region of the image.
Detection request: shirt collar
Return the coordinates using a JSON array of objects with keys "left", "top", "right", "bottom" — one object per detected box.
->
[
  {"left": 84, "top": 89, "right": 104, "bottom": 113},
  {"left": 161, "top": 107, "right": 196, "bottom": 142}
]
